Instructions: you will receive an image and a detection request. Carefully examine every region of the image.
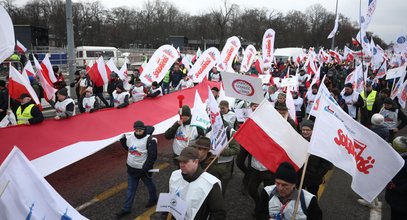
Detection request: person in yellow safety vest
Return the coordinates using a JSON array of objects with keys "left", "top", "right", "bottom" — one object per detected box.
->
[
  {"left": 15, "top": 93, "right": 44, "bottom": 125},
  {"left": 360, "top": 81, "right": 378, "bottom": 127}
]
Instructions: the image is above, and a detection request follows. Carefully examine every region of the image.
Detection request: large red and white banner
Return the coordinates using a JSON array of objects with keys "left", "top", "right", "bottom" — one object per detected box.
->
[
  {"left": 240, "top": 45, "right": 256, "bottom": 73},
  {"left": 217, "top": 36, "right": 241, "bottom": 72},
  {"left": 140, "top": 45, "right": 178, "bottom": 85},
  {"left": 0, "top": 5, "right": 15, "bottom": 64},
  {"left": 189, "top": 47, "right": 220, "bottom": 83},
  {"left": 309, "top": 93, "right": 404, "bottom": 202},
  {"left": 0, "top": 80, "right": 219, "bottom": 177},
  {"left": 262, "top": 28, "right": 275, "bottom": 67},
  {"left": 0, "top": 148, "right": 87, "bottom": 219},
  {"left": 221, "top": 71, "right": 264, "bottom": 104},
  {"left": 234, "top": 100, "right": 308, "bottom": 172}
]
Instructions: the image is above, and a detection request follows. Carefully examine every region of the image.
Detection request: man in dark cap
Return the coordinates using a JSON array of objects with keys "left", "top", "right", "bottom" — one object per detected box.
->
[
  {"left": 165, "top": 105, "right": 205, "bottom": 166},
  {"left": 256, "top": 162, "right": 322, "bottom": 220},
  {"left": 116, "top": 120, "right": 158, "bottom": 218},
  {"left": 379, "top": 97, "right": 407, "bottom": 141},
  {"left": 146, "top": 81, "right": 162, "bottom": 98},
  {"left": 167, "top": 147, "right": 226, "bottom": 220},
  {"left": 54, "top": 88, "right": 75, "bottom": 120},
  {"left": 112, "top": 84, "right": 130, "bottom": 109},
  {"left": 359, "top": 81, "right": 378, "bottom": 127},
  {"left": 15, "top": 93, "right": 44, "bottom": 125},
  {"left": 191, "top": 136, "right": 222, "bottom": 180}
]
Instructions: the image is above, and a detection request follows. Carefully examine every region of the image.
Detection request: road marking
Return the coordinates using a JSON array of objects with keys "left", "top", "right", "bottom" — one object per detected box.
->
[
  {"left": 76, "top": 162, "right": 170, "bottom": 211},
  {"left": 318, "top": 169, "right": 334, "bottom": 199}
]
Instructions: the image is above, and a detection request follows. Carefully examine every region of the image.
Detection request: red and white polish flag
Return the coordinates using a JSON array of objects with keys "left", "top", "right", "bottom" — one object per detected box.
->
[
  {"left": 32, "top": 55, "right": 57, "bottom": 100},
  {"left": 8, "top": 64, "right": 40, "bottom": 104},
  {"left": 16, "top": 40, "right": 27, "bottom": 53},
  {"left": 234, "top": 100, "right": 309, "bottom": 172}
]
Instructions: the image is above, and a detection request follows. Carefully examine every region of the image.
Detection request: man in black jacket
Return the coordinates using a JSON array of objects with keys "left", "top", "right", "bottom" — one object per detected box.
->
[{"left": 116, "top": 121, "right": 158, "bottom": 218}]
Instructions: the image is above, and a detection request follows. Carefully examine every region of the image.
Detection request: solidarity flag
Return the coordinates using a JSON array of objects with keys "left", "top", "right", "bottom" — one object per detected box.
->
[
  {"left": 393, "top": 35, "right": 407, "bottom": 54},
  {"left": 32, "top": 55, "right": 57, "bottom": 100},
  {"left": 8, "top": 64, "right": 40, "bottom": 105},
  {"left": 0, "top": 5, "right": 15, "bottom": 63},
  {"left": 234, "top": 99, "right": 309, "bottom": 172},
  {"left": 309, "top": 92, "right": 404, "bottom": 203},
  {"left": 374, "top": 62, "right": 387, "bottom": 81},
  {"left": 140, "top": 45, "right": 178, "bottom": 85},
  {"left": 386, "top": 65, "right": 406, "bottom": 80},
  {"left": 360, "top": 0, "right": 377, "bottom": 30},
  {"left": 262, "top": 29, "right": 276, "bottom": 67},
  {"left": 207, "top": 87, "right": 227, "bottom": 155},
  {"left": 0, "top": 147, "right": 87, "bottom": 219},
  {"left": 16, "top": 40, "right": 27, "bottom": 53},
  {"left": 221, "top": 71, "right": 264, "bottom": 104},
  {"left": 356, "top": 30, "right": 371, "bottom": 55},
  {"left": 240, "top": 45, "right": 257, "bottom": 73},
  {"left": 217, "top": 36, "right": 241, "bottom": 72},
  {"left": 189, "top": 47, "right": 220, "bottom": 83},
  {"left": 397, "top": 80, "right": 407, "bottom": 108}
]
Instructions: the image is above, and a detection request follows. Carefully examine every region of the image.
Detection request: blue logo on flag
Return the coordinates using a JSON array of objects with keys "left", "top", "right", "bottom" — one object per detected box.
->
[{"left": 397, "top": 36, "right": 406, "bottom": 44}]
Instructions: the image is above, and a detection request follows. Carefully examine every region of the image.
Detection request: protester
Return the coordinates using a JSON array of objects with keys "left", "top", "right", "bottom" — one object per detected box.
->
[
  {"left": 52, "top": 66, "right": 67, "bottom": 90},
  {"left": 191, "top": 136, "right": 222, "bottom": 179},
  {"left": 112, "top": 84, "right": 130, "bottom": 109},
  {"left": 108, "top": 72, "right": 123, "bottom": 107},
  {"left": 175, "top": 75, "right": 194, "bottom": 90},
  {"left": 264, "top": 85, "right": 278, "bottom": 106},
  {"left": 168, "top": 147, "right": 227, "bottom": 219},
  {"left": 82, "top": 87, "right": 99, "bottom": 113},
  {"left": 219, "top": 100, "right": 236, "bottom": 129},
  {"left": 164, "top": 105, "right": 205, "bottom": 166},
  {"left": 116, "top": 121, "right": 158, "bottom": 218},
  {"left": 341, "top": 83, "right": 363, "bottom": 120},
  {"left": 14, "top": 93, "right": 44, "bottom": 125},
  {"left": 275, "top": 102, "right": 297, "bottom": 130},
  {"left": 69, "top": 70, "right": 81, "bottom": 99},
  {"left": 370, "top": 113, "right": 390, "bottom": 142},
  {"left": 359, "top": 81, "right": 378, "bottom": 127},
  {"left": 293, "top": 91, "right": 304, "bottom": 125},
  {"left": 170, "top": 64, "right": 184, "bottom": 89},
  {"left": 379, "top": 97, "right": 407, "bottom": 141},
  {"left": 146, "top": 81, "right": 162, "bottom": 98},
  {"left": 386, "top": 136, "right": 407, "bottom": 220},
  {"left": 131, "top": 77, "right": 147, "bottom": 102},
  {"left": 54, "top": 88, "right": 75, "bottom": 120},
  {"left": 305, "top": 84, "right": 319, "bottom": 117},
  {"left": 161, "top": 70, "right": 171, "bottom": 95},
  {"left": 208, "top": 67, "right": 222, "bottom": 82},
  {"left": 78, "top": 70, "right": 92, "bottom": 112},
  {"left": 256, "top": 162, "right": 323, "bottom": 220}
]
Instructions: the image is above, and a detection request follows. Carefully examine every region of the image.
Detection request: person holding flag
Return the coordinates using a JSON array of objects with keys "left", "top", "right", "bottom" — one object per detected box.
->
[
  {"left": 0, "top": 80, "right": 8, "bottom": 120},
  {"left": 13, "top": 93, "right": 44, "bottom": 125},
  {"left": 256, "top": 162, "right": 322, "bottom": 220},
  {"left": 164, "top": 105, "right": 205, "bottom": 166},
  {"left": 379, "top": 97, "right": 407, "bottom": 141},
  {"left": 54, "top": 88, "right": 75, "bottom": 120}
]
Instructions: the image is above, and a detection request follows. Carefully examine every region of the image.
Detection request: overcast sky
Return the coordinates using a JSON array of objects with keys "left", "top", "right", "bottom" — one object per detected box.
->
[{"left": 14, "top": 0, "right": 407, "bottom": 44}]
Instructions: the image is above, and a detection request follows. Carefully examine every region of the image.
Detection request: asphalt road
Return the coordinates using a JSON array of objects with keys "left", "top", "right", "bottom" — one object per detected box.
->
[{"left": 45, "top": 133, "right": 394, "bottom": 220}]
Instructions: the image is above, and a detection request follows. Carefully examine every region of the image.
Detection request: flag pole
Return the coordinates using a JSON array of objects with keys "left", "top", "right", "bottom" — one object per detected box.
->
[
  {"left": 0, "top": 180, "right": 10, "bottom": 198},
  {"left": 204, "top": 137, "right": 234, "bottom": 172},
  {"left": 330, "top": 0, "right": 339, "bottom": 50},
  {"left": 291, "top": 153, "right": 310, "bottom": 220}
]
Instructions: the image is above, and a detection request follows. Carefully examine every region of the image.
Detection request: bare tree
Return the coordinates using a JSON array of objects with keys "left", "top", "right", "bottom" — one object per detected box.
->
[{"left": 210, "top": 0, "right": 238, "bottom": 46}]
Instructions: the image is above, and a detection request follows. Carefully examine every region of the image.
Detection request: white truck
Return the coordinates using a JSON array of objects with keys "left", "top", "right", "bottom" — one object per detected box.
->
[{"left": 75, "top": 46, "right": 127, "bottom": 68}]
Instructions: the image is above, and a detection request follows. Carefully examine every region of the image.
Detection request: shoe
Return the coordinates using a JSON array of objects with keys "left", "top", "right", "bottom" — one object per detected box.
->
[
  {"left": 115, "top": 210, "right": 131, "bottom": 218},
  {"left": 145, "top": 199, "right": 158, "bottom": 208},
  {"left": 357, "top": 199, "right": 373, "bottom": 208}
]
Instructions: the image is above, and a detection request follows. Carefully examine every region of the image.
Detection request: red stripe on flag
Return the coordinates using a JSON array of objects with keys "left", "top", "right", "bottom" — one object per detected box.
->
[{"left": 234, "top": 118, "right": 299, "bottom": 172}]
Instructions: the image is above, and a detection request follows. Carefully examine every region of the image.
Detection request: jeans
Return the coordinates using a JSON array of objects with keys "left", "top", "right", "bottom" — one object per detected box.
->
[
  {"left": 123, "top": 172, "right": 157, "bottom": 212},
  {"left": 162, "top": 82, "right": 170, "bottom": 95}
]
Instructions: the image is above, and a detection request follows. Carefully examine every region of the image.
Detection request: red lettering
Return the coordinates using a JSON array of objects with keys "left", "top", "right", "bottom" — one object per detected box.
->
[
  {"left": 223, "top": 47, "right": 235, "bottom": 66},
  {"left": 194, "top": 58, "right": 212, "bottom": 78},
  {"left": 153, "top": 56, "right": 169, "bottom": 78},
  {"left": 267, "top": 40, "right": 271, "bottom": 57}
]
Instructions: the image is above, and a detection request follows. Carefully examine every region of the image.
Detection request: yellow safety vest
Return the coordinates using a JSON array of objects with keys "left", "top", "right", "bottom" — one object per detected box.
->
[
  {"left": 360, "top": 90, "right": 377, "bottom": 111},
  {"left": 16, "top": 104, "right": 34, "bottom": 125}
]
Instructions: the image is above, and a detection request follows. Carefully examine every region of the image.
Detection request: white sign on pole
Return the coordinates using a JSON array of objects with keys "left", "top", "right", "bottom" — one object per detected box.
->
[
  {"left": 156, "top": 193, "right": 187, "bottom": 220},
  {"left": 221, "top": 71, "right": 264, "bottom": 104}
]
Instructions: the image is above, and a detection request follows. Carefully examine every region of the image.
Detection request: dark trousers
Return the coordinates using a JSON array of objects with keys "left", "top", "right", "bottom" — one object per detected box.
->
[
  {"left": 123, "top": 172, "right": 157, "bottom": 212},
  {"left": 248, "top": 168, "right": 275, "bottom": 209},
  {"left": 95, "top": 92, "right": 109, "bottom": 107}
]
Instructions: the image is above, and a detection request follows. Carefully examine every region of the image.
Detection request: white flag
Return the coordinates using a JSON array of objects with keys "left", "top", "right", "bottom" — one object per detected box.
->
[
  {"left": 386, "top": 65, "right": 407, "bottom": 80},
  {"left": 327, "top": 14, "right": 339, "bottom": 39},
  {"left": 309, "top": 94, "right": 404, "bottom": 202},
  {"left": 393, "top": 35, "right": 407, "bottom": 54},
  {"left": 0, "top": 5, "right": 15, "bottom": 63},
  {"left": 207, "top": 87, "right": 227, "bottom": 155},
  {"left": 262, "top": 29, "right": 276, "bottom": 67},
  {"left": 217, "top": 36, "right": 241, "bottom": 71},
  {"left": 0, "top": 147, "right": 88, "bottom": 219},
  {"left": 191, "top": 90, "right": 211, "bottom": 129}
]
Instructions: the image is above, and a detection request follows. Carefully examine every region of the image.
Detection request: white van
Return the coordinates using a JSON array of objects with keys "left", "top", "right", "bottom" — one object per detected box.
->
[
  {"left": 274, "top": 47, "right": 305, "bottom": 63},
  {"left": 76, "top": 46, "right": 126, "bottom": 68}
]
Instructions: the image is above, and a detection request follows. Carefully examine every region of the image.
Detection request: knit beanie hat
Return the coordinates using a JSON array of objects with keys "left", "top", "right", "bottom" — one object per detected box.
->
[
  {"left": 57, "top": 88, "right": 68, "bottom": 96},
  {"left": 275, "top": 162, "right": 297, "bottom": 184},
  {"left": 133, "top": 120, "right": 146, "bottom": 130},
  {"left": 300, "top": 120, "right": 314, "bottom": 130},
  {"left": 180, "top": 105, "right": 191, "bottom": 117},
  {"left": 344, "top": 83, "right": 353, "bottom": 89}
]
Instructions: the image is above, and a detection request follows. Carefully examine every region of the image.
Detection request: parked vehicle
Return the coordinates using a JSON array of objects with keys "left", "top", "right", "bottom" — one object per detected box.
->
[
  {"left": 274, "top": 47, "right": 305, "bottom": 62},
  {"left": 76, "top": 46, "right": 127, "bottom": 68}
]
